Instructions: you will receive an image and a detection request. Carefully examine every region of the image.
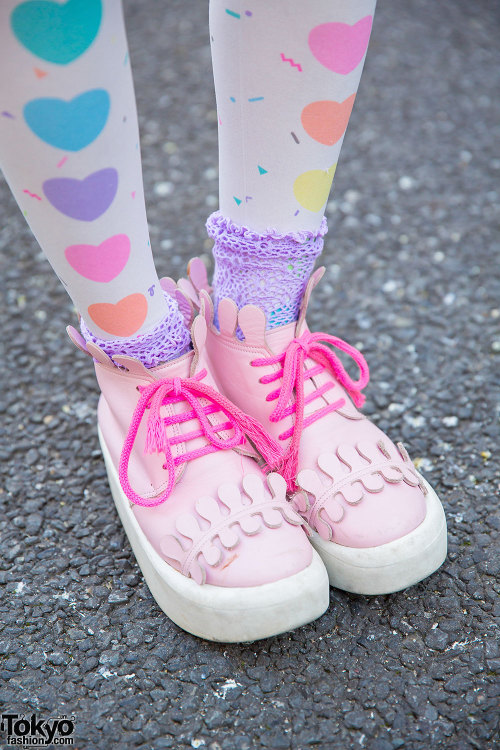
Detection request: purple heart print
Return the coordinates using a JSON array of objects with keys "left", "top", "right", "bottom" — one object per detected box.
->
[{"left": 42, "top": 167, "right": 118, "bottom": 221}]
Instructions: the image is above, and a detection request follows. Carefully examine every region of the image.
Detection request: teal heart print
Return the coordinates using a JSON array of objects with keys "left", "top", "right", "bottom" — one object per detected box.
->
[
  {"left": 11, "top": 0, "right": 102, "bottom": 65},
  {"left": 24, "top": 89, "right": 110, "bottom": 151}
]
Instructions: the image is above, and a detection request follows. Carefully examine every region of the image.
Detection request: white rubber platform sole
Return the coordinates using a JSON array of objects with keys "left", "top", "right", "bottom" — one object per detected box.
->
[
  {"left": 310, "top": 479, "right": 447, "bottom": 595},
  {"left": 98, "top": 427, "right": 330, "bottom": 642}
]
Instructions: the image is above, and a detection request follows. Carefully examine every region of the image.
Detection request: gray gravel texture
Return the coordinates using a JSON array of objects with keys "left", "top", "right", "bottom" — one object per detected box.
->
[{"left": 1, "top": 0, "right": 499, "bottom": 748}]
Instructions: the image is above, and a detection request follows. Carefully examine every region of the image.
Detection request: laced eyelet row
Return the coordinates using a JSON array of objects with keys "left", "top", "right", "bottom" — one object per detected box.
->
[
  {"left": 248, "top": 330, "right": 369, "bottom": 490},
  {"left": 119, "top": 370, "right": 283, "bottom": 507}
]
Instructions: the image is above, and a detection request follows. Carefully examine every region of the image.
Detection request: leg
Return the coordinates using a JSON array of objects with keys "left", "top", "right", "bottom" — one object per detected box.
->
[
  {"left": 0, "top": 1, "right": 331, "bottom": 641},
  {"left": 208, "top": 0, "right": 376, "bottom": 327},
  {"left": 195, "top": 0, "right": 446, "bottom": 596},
  {"left": 0, "top": 0, "right": 189, "bottom": 366}
]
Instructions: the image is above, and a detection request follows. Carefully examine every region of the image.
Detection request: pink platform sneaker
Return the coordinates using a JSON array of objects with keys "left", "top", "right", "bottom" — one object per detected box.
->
[
  {"left": 67, "top": 311, "right": 329, "bottom": 642},
  {"left": 179, "top": 260, "right": 447, "bottom": 596}
]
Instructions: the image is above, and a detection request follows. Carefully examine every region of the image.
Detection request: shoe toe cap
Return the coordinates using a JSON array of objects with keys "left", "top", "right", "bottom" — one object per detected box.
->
[
  {"left": 204, "top": 523, "right": 313, "bottom": 588},
  {"left": 331, "top": 481, "right": 427, "bottom": 549}
]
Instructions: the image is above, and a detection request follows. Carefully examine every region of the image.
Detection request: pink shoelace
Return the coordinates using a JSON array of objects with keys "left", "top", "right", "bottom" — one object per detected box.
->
[
  {"left": 251, "top": 330, "right": 370, "bottom": 491},
  {"left": 119, "top": 369, "right": 282, "bottom": 507}
]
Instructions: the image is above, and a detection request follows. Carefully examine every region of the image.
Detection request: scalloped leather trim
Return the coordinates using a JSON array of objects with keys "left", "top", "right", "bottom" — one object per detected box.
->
[
  {"left": 294, "top": 440, "right": 427, "bottom": 541},
  {"left": 159, "top": 473, "right": 306, "bottom": 584}
]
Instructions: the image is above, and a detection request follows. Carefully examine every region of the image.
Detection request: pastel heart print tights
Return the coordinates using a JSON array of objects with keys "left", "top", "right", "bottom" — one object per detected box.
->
[
  {"left": 209, "top": 0, "right": 376, "bottom": 329},
  {"left": 211, "top": 0, "right": 376, "bottom": 234},
  {"left": 0, "top": 0, "right": 375, "bottom": 365}
]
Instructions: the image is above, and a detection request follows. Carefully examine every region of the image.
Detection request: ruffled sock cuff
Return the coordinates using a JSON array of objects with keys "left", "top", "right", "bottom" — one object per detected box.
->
[{"left": 207, "top": 211, "right": 327, "bottom": 330}]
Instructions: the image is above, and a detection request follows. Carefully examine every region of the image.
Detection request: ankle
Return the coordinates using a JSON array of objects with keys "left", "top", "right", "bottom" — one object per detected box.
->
[
  {"left": 206, "top": 211, "right": 327, "bottom": 329},
  {"left": 80, "top": 291, "right": 191, "bottom": 368}
]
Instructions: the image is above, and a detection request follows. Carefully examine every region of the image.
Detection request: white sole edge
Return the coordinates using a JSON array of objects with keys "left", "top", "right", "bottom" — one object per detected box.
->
[
  {"left": 310, "top": 479, "right": 447, "bottom": 595},
  {"left": 98, "top": 426, "right": 330, "bottom": 642}
]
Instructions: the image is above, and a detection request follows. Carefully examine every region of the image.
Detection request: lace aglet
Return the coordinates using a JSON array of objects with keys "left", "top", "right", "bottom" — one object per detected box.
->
[
  {"left": 145, "top": 418, "right": 168, "bottom": 454},
  {"left": 351, "top": 391, "right": 366, "bottom": 408}
]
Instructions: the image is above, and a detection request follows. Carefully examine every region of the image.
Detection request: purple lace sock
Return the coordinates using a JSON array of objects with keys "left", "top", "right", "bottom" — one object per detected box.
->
[
  {"left": 80, "top": 291, "right": 191, "bottom": 368},
  {"left": 207, "top": 212, "right": 327, "bottom": 329}
]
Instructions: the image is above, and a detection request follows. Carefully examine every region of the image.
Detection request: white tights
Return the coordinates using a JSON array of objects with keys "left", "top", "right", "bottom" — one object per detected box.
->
[{"left": 0, "top": 0, "right": 375, "bottom": 351}]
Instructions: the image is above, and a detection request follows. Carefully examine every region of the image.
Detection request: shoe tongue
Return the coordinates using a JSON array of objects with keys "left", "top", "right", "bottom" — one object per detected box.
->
[
  {"left": 152, "top": 343, "right": 220, "bottom": 392},
  {"left": 265, "top": 321, "right": 298, "bottom": 354},
  {"left": 151, "top": 313, "right": 210, "bottom": 381},
  {"left": 152, "top": 350, "right": 194, "bottom": 379}
]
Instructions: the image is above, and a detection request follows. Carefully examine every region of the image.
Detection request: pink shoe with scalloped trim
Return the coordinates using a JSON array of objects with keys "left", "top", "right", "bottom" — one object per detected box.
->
[
  {"left": 179, "top": 259, "right": 447, "bottom": 595},
  {"left": 67, "top": 311, "right": 328, "bottom": 642}
]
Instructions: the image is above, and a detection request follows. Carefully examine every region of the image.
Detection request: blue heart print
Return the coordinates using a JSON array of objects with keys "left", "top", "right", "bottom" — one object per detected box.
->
[
  {"left": 11, "top": 0, "right": 102, "bottom": 65},
  {"left": 23, "top": 89, "right": 110, "bottom": 151}
]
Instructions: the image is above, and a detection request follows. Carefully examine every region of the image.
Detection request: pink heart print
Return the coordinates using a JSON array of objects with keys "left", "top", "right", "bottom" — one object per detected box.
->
[
  {"left": 65, "top": 234, "right": 130, "bottom": 282},
  {"left": 308, "top": 16, "right": 373, "bottom": 75}
]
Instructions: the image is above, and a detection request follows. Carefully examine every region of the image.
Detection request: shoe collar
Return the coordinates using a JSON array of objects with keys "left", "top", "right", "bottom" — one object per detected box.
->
[
  {"left": 197, "top": 266, "right": 326, "bottom": 355},
  {"left": 67, "top": 313, "right": 208, "bottom": 380}
]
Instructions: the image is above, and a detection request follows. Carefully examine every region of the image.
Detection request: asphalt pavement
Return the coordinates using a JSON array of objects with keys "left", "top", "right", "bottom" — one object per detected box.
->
[{"left": 0, "top": 0, "right": 499, "bottom": 748}]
